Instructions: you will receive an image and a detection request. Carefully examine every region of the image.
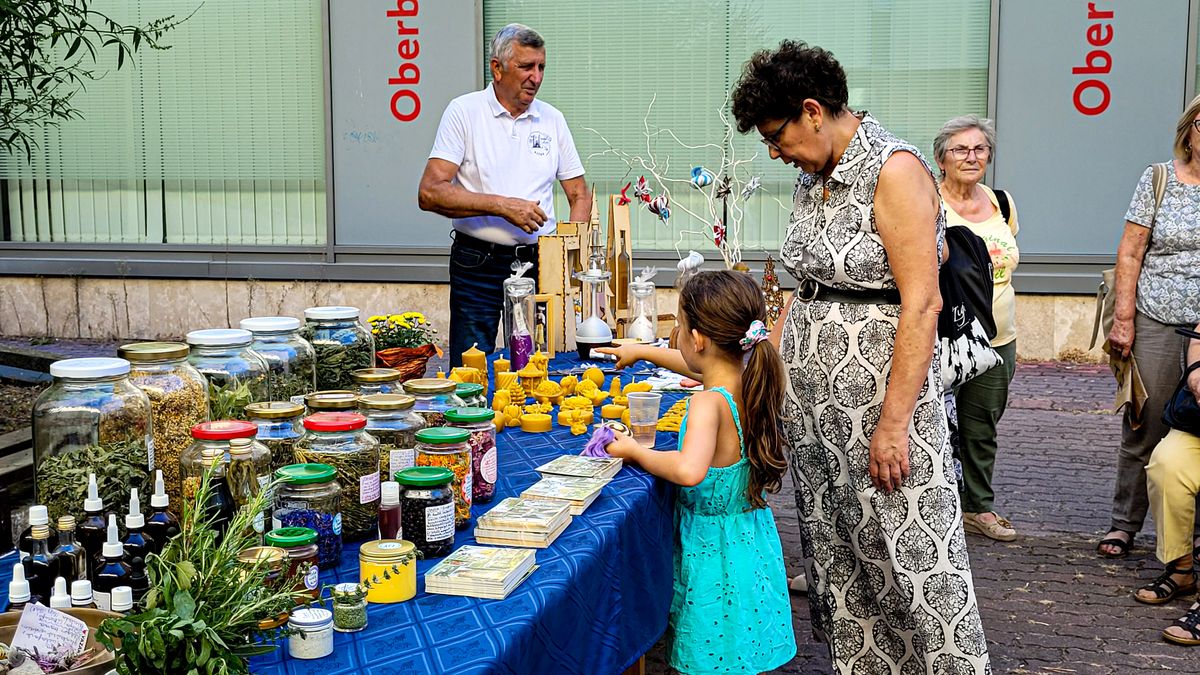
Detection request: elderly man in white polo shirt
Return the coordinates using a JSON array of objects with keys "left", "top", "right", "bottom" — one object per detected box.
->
[{"left": 418, "top": 23, "right": 590, "bottom": 367}]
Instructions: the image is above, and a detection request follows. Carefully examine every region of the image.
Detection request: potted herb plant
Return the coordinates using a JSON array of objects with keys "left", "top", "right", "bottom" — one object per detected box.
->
[{"left": 369, "top": 312, "right": 442, "bottom": 380}]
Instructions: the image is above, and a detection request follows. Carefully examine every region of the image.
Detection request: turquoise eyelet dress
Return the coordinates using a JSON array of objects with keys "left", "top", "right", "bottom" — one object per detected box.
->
[{"left": 669, "top": 387, "right": 797, "bottom": 674}]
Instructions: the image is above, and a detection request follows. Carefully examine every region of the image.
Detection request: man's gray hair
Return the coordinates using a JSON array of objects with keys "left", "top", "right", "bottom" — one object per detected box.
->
[
  {"left": 932, "top": 114, "right": 997, "bottom": 163},
  {"left": 490, "top": 23, "right": 544, "bottom": 66}
]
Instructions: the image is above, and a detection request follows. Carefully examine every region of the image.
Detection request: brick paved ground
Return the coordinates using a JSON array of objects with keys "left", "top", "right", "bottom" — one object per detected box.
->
[{"left": 648, "top": 361, "right": 1200, "bottom": 674}]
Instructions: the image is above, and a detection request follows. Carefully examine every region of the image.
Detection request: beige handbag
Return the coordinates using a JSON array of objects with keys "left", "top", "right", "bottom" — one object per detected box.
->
[{"left": 1090, "top": 163, "right": 1169, "bottom": 348}]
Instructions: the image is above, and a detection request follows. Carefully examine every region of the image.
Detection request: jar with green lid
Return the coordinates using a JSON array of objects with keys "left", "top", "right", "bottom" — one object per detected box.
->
[
  {"left": 352, "top": 368, "right": 403, "bottom": 395},
  {"left": 118, "top": 342, "right": 209, "bottom": 516},
  {"left": 303, "top": 390, "right": 360, "bottom": 414},
  {"left": 455, "top": 382, "right": 486, "bottom": 408},
  {"left": 264, "top": 526, "right": 320, "bottom": 598},
  {"left": 395, "top": 466, "right": 455, "bottom": 558},
  {"left": 360, "top": 393, "right": 426, "bottom": 484},
  {"left": 414, "top": 427, "right": 472, "bottom": 529},
  {"left": 301, "top": 306, "right": 375, "bottom": 391},
  {"left": 245, "top": 401, "right": 305, "bottom": 471},
  {"left": 445, "top": 407, "right": 498, "bottom": 504},
  {"left": 33, "top": 357, "right": 153, "bottom": 523},
  {"left": 272, "top": 463, "right": 343, "bottom": 569},
  {"left": 402, "top": 378, "right": 465, "bottom": 427},
  {"left": 240, "top": 317, "right": 317, "bottom": 403},
  {"left": 187, "top": 329, "right": 270, "bottom": 420},
  {"left": 294, "top": 412, "right": 380, "bottom": 542}
]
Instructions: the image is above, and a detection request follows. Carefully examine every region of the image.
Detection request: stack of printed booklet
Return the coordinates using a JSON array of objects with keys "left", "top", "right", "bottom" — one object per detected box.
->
[
  {"left": 519, "top": 456, "right": 619, "bottom": 515},
  {"left": 425, "top": 546, "right": 538, "bottom": 600}
]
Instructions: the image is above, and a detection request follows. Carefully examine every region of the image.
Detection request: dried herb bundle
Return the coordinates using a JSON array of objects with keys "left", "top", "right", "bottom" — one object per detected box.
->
[{"left": 36, "top": 440, "right": 152, "bottom": 522}]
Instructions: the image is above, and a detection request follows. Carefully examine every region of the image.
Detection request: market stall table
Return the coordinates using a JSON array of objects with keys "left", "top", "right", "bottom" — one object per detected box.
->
[{"left": 0, "top": 354, "right": 686, "bottom": 675}]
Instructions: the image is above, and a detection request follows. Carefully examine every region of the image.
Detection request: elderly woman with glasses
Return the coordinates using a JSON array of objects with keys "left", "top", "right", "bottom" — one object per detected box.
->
[
  {"left": 733, "top": 41, "right": 990, "bottom": 674},
  {"left": 1098, "top": 94, "right": 1200, "bottom": 561},
  {"left": 933, "top": 115, "right": 1020, "bottom": 542}
]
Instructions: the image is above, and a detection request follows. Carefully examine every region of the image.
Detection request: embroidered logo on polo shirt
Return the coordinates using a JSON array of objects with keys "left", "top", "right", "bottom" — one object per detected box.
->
[{"left": 528, "top": 131, "right": 552, "bottom": 157}]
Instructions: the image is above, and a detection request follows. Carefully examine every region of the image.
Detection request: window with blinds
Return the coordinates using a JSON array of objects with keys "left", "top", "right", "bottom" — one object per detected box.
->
[
  {"left": 484, "top": 0, "right": 990, "bottom": 254},
  {"left": 1, "top": 0, "right": 326, "bottom": 245}
]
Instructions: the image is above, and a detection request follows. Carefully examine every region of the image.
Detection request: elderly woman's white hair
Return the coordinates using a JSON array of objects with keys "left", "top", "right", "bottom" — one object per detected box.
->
[
  {"left": 933, "top": 115, "right": 997, "bottom": 176},
  {"left": 490, "top": 23, "right": 544, "bottom": 67}
]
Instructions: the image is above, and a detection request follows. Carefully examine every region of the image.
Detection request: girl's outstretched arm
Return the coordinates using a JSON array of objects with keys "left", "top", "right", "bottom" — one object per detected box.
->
[
  {"left": 596, "top": 343, "right": 701, "bottom": 380},
  {"left": 605, "top": 391, "right": 720, "bottom": 487}
]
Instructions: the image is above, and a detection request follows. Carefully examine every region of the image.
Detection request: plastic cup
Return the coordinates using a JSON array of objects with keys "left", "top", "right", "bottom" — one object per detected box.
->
[{"left": 627, "top": 391, "right": 662, "bottom": 447}]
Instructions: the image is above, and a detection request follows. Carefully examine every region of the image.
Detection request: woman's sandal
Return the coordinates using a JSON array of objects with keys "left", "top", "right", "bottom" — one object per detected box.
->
[
  {"left": 1096, "top": 529, "right": 1135, "bottom": 558},
  {"left": 1134, "top": 563, "right": 1196, "bottom": 605},
  {"left": 1163, "top": 603, "right": 1200, "bottom": 646}
]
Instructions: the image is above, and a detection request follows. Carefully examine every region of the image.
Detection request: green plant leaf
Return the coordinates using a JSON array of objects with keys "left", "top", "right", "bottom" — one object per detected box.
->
[{"left": 173, "top": 589, "right": 196, "bottom": 621}]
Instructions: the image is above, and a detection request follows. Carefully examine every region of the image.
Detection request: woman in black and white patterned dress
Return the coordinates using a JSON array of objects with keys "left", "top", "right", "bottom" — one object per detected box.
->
[{"left": 732, "top": 42, "right": 991, "bottom": 674}]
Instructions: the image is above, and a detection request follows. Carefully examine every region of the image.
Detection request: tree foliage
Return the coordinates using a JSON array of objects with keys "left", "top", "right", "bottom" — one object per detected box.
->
[{"left": 0, "top": 0, "right": 186, "bottom": 159}]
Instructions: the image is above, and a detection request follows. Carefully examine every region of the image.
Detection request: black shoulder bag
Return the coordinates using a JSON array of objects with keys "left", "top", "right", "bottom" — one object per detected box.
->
[{"left": 1162, "top": 327, "right": 1200, "bottom": 436}]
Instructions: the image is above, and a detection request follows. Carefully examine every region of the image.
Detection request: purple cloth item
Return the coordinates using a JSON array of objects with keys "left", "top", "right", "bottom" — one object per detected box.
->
[
  {"left": 510, "top": 333, "right": 534, "bottom": 370},
  {"left": 582, "top": 425, "right": 615, "bottom": 457}
]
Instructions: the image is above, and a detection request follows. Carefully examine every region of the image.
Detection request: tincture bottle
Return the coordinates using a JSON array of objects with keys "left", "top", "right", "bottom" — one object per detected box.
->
[
  {"left": 379, "top": 481, "right": 401, "bottom": 540},
  {"left": 54, "top": 515, "right": 88, "bottom": 582},
  {"left": 71, "top": 579, "right": 97, "bottom": 609},
  {"left": 19, "top": 505, "right": 59, "bottom": 556},
  {"left": 121, "top": 488, "right": 156, "bottom": 562},
  {"left": 23, "top": 523, "right": 59, "bottom": 605},
  {"left": 49, "top": 576, "right": 72, "bottom": 608},
  {"left": 77, "top": 473, "right": 110, "bottom": 573},
  {"left": 110, "top": 586, "right": 134, "bottom": 615},
  {"left": 5, "top": 562, "right": 31, "bottom": 612},
  {"left": 127, "top": 556, "right": 151, "bottom": 604},
  {"left": 92, "top": 515, "right": 131, "bottom": 612},
  {"left": 145, "top": 469, "right": 180, "bottom": 552}
]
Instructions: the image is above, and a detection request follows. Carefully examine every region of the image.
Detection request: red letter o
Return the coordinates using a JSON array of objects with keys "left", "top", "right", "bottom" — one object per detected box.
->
[
  {"left": 1073, "top": 79, "right": 1110, "bottom": 116},
  {"left": 390, "top": 89, "right": 420, "bottom": 122}
]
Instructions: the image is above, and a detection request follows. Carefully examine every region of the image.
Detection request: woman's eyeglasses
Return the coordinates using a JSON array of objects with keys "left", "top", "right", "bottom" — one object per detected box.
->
[
  {"left": 949, "top": 145, "right": 990, "bottom": 160},
  {"left": 760, "top": 118, "right": 793, "bottom": 151}
]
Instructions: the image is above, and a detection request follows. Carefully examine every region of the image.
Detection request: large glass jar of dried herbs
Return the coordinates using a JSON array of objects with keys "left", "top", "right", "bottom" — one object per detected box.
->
[
  {"left": 187, "top": 329, "right": 270, "bottom": 421},
  {"left": 273, "top": 464, "right": 343, "bottom": 569},
  {"left": 245, "top": 402, "right": 305, "bottom": 471},
  {"left": 359, "top": 394, "right": 426, "bottom": 484},
  {"left": 401, "top": 379, "right": 465, "bottom": 427},
  {"left": 303, "top": 390, "right": 360, "bottom": 414},
  {"left": 351, "top": 368, "right": 402, "bottom": 395},
  {"left": 293, "top": 412, "right": 380, "bottom": 542},
  {"left": 32, "top": 358, "right": 154, "bottom": 523},
  {"left": 240, "top": 317, "right": 317, "bottom": 404},
  {"left": 302, "top": 306, "right": 375, "bottom": 391},
  {"left": 119, "top": 342, "right": 209, "bottom": 515}
]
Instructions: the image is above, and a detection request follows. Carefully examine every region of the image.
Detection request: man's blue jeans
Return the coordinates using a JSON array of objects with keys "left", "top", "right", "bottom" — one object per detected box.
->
[{"left": 448, "top": 237, "right": 537, "bottom": 368}]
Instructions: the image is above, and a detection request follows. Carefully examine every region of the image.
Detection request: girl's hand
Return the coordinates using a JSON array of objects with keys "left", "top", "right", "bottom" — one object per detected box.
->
[
  {"left": 868, "top": 425, "right": 911, "bottom": 492},
  {"left": 604, "top": 430, "right": 643, "bottom": 460},
  {"left": 596, "top": 344, "right": 640, "bottom": 369}
]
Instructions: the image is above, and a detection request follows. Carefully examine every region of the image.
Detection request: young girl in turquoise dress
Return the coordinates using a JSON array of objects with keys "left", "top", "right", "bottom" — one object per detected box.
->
[{"left": 600, "top": 270, "right": 796, "bottom": 674}]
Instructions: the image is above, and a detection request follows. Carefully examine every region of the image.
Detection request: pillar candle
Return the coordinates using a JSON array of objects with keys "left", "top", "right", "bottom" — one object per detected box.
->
[
  {"left": 462, "top": 344, "right": 487, "bottom": 372},
  {"left": 494, "top": 357, "right": 511, "bottom": 375},
  {"left": 497, "top": 372, "right": 518, "bottom": 390}
]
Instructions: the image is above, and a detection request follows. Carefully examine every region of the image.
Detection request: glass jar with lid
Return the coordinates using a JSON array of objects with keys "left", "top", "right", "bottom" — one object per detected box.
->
[
  {"left": 235, "top": 546, "right": 290, "bottom": 630},
  {"left": 359, "top": 394, "right": 426, "bottom": 483},
  {"left": 264, "top": 526, "right": 320, "bottom": 598},
  {"left": 358, "top": 540, "right": 416, "bottom": 604},
  {"left": 455, "top": 382, "right": 486, "bottom": 409},
  {"left": 303, "top": 390, "right": 360, "bottom": 414},
  {"left": 402, "top": 378, "right": 465, "bottom": 427},
  {"left": 351, "top": 368, "right": 402, "bottom": 395},
  {"left": 180, "top": 437, "right": 238, "bottom": 538},
  {"left": 240, "top": 317, "right": 317, "bottom": 404},
  {"left": 182, "top": 420, "right": 258, "bottom": 499},
  {"left": 245, "top": 401, "right": 305, "bottom": 471},
  {"left": 395, "top": 466, "right": 455, "bottom": 558},
  {"left": 627, "top": 277, "right": 659, "bottom": 343},
  {"left": 187, "top": 329, "right": 269, "bottom": 421},
  {"left": 301, "top": 306, "right": 375, "bottom": 391},
  {"left": 414, "top": 427, "right": 472, "bottom": 529},
  {"left": 444, "top": 407, "right": 498, "bottom": 505},
  {"left": 272, "top": 463, "right": 343, "bottom": 569},
  {"left": 33, "top": 358, "right": 154, "bottom": 523},
  {"left": 118, "top": 342, "right": 209, "bottom": 515},
  {"left": 227, "top": 437, "right": 273, "bottom": 538},
  {"left": 293, "top": 412, "right": 380, "bottom": 542}
]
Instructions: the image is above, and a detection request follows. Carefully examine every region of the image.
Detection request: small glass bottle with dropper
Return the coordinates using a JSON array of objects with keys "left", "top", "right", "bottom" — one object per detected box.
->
[
  {"left": 19, "top": 504, "right": 59, "bottom": 557},
  {"left": 49, "top": 576, "right": 71, "bottom": 609},
  {"left": 23, "top": 520, "right": 59, "bottom": 605},
  {"left": 110, "top": 586, "right": 134, "bottom": 615},
  {"left": 71, "top": 579, "right": 97, "bottom": 609},
  {"left": 93, "top": 514, "right": 131, "bottom": 611},
  {"left": 77, "top": 473, "right": 110, "bottom": 572},
  {"left": 54, "top": 515, "right": 88, "bottom": 582},
  {"left": 5, "top": 562, "right": 31, "bottom": 612},
  {"left": 145, "top": 469, "right": 180, "bottom": 552},
  {"left": 127, "top": 557, "right": 150, "bottom": 604},
  {"left": 121, "top": 488, "right": 156, "bottom": 562}
]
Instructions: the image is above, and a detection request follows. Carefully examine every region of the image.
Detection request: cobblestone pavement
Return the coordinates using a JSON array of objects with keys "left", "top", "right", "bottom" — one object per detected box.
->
[{"left": 648, "top": 361, "right": 1199, "bottom": 674}]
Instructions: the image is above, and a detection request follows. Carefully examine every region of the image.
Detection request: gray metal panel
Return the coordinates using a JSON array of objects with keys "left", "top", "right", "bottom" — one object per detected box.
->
[
  {"left": 329, "top": 0, "right": 481, "bottom": 246},
  {"left": 993, "top": 0, "right": 1191, "bottom": 256}
]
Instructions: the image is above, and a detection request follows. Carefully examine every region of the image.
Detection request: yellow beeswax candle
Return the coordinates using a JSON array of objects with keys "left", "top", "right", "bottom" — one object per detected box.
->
[
  {"left": 493, "top": 357, "right": 511, "bottom": 374},
  {"left": 497, "top": 372, "right": 519, "bottom": 390},
  {"left": 462, "top": 343, "right": 487, "bottom": 372},
  {"left": 520, "top": 413, "right": 552, "bottom": 433}
]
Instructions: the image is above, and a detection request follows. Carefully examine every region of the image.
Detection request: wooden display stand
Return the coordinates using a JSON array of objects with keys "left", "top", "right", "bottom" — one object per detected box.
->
[{"left": 537, "top": 221, "right": 585, "bottom": 351}]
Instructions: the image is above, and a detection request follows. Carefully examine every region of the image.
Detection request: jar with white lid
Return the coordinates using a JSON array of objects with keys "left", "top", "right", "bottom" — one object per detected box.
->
[
  {"left": 301, "top": 306, "right": 375, "bottom": 391},
  {"left": 187, "top": 329, "right": 269, "bottom": 420},
  {"left": 32, "top": 358, "right": 153, "bottom": 523},
  {"left": 240, "top": 317, "right": 317, "bottom": 404},
  {"left": 287, "top": 607, "right": 334, "bottom": 659}
]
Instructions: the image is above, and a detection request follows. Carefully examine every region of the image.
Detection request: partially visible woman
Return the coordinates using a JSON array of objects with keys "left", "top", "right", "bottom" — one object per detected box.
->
[
  {"left": 1098, "top": 95, "right": 1200, "bottom": 558},
  {"left": 734, "top": 41, "right": 990, "bottom": 673},
  {"left": 935, "top": 115, "right": 1020, "bottom": 542}
]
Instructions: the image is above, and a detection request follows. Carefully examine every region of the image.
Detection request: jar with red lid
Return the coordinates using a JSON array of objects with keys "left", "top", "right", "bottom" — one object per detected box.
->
[
  {"left": 181, "top": 420, "right": 260, "bottom": 502},
  {"left": 293, "top": 412, "right": 380, "bottom": 541}
]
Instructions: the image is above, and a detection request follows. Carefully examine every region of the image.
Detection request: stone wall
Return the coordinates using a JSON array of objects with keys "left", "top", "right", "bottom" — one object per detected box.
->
[{"left": 0, "top": 276, "right": 1103, "bottom": 361}]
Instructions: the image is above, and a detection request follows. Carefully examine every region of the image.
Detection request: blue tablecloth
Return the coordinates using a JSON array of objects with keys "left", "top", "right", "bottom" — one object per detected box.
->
[{"left": 2, "top": 355, "right": 683, "bottom": 675}]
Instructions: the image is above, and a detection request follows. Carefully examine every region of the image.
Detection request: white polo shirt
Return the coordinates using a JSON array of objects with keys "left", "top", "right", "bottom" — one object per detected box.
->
[{"left": 428, "top": 83, "right": 585, "bottom": 246}]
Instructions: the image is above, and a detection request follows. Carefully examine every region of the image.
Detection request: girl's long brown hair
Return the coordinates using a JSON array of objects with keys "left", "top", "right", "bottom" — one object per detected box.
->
[{"left": 680, "top": 270, "right": 788, "bottom": 509}]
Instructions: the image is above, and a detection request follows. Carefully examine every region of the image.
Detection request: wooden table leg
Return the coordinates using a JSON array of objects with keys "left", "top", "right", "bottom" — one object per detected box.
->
[{"left": 621, "top": 655, "right": 645, "bottom": 675}]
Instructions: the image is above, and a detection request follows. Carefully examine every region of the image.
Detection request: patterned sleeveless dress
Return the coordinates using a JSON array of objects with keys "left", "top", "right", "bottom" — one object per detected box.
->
[
  {"left": 669, "top": 387, "right": 796, "bottom": 674},
  {"left": 778, "top": 114, "right": 992, "bottom": 674}
]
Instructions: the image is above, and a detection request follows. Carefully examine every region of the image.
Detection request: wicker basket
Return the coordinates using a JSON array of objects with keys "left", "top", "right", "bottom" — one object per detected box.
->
[{"left": 375, "top": 343, "right": 439, "bottom": 381}]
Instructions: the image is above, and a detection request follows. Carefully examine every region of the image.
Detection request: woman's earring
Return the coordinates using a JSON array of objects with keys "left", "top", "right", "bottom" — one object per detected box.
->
[{"left": 814, "top": 124, "right": 821, "bottom": 133}]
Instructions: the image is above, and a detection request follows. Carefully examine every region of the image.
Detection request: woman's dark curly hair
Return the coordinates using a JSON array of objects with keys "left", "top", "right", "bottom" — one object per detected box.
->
[{"left": 731, "top": 40, "right": 848, "bottom": 134}]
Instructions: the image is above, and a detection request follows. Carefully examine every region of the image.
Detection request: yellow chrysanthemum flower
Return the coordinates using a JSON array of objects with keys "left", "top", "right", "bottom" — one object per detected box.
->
[
  {"left": 367, "top": 315, "right": 385, "bottom": 323},
  {"left": 401, "top": 311, "right": 426, "bottom": 324}
]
